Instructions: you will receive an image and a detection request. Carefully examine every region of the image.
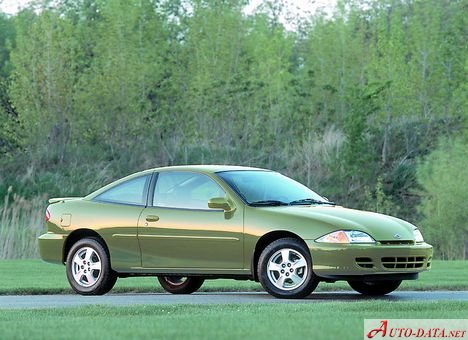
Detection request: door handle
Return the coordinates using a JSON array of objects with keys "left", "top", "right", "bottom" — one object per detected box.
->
[{"left": 145, "top": 215, "right": 160, "bottom": 222}]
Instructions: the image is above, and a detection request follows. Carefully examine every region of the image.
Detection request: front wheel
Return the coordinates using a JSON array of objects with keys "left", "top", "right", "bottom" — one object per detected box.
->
[
  {"left": 348, "top": 280, "right": 402, "bottom": 296},
  {"left": 158, "top": 276, "right": 204, "bottom": 294},
  {"left": 66, "top": 237, "right": 117, "bottom": 295},
  {"left": 258, "top": 238, "right": 319, "bottom": 299}
]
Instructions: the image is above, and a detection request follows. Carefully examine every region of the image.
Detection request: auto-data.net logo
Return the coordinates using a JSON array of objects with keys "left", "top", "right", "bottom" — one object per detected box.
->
[{"left": 364, "top": 320, "right": 468, "bottom": 339}]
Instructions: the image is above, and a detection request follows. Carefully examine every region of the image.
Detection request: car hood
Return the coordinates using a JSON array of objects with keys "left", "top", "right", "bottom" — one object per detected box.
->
[{"left": 263, "top": 205, "right": 416, "bottom": 241}]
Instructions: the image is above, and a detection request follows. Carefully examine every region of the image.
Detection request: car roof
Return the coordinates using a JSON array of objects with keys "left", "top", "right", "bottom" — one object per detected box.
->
[
  {"left": 147, "top": 164, "right": 269, "bottom": 174},
  {"left": 85, "top": 165, "right": 270, "bottom": 200}
]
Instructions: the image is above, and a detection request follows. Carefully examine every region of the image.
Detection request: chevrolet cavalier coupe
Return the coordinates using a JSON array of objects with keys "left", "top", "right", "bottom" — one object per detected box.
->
[{"left": 39, "top": 165, "right": 433, "bottom": 298}]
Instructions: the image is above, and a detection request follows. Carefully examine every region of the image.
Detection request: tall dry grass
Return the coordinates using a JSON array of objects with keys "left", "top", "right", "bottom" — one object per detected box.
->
[
  {"left": 0, "top": 188, "right": 46, "bottom": 259},
  {"left": 288, "top": 126, "right": 345, "bottom": 188}
]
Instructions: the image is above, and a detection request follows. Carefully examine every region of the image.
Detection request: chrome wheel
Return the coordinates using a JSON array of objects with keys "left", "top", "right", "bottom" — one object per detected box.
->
[
  {"left": 162, "top": 276, "right": 187, "bottom": 286},
  {"left": 267, "top": 248, "right": 308, "bottom": 291},
  {"left": 71, "top": 246, "right": 102, "bottom": 287}
]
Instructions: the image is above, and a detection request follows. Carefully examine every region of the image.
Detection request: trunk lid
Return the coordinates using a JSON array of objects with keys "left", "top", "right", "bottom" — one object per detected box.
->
[{"left": 48, "top": 197, "right": 82, "bottom": 204}]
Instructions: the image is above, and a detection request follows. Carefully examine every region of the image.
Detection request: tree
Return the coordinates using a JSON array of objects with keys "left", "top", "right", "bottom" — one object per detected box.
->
[
  {"left": 9, "top": 8, "right": 81, "bottom": 160},
  {"left": 1, "top": 0, "right": 467, "bottom": 258},
  {"left": 417, "top": 137, "right": 468, "bottom": 259},
  {"left": 0, "top": 13, "right": 17, "bottom": 155},
  {"left": 74, "top": 0, "right": 171, "bottom": 168}
]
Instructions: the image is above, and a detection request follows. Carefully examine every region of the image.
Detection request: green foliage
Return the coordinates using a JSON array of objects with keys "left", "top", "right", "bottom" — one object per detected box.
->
[
  {"left": 363, "top": 177, "right": 398, "bottom": 216},
  {"left": 0, "top": 14, "right": 17, "bottom": 154},
  {"left": 417, "top": 137, "right": 468, "bottom": 259},
  {"left": 0, "top": 0, "right": 466, "bottom": 257},
  {"left": 0, "top": 79, "right": 19, "bottom": 155},
  {"left": 0, "top": 13, "right": 14, "bottom": 77},
  {"left": 75, "top": 0, "right": 169, "bottom": 150},
  {"left": 9, "top": 8, "right": 81, "bottom": 155}
]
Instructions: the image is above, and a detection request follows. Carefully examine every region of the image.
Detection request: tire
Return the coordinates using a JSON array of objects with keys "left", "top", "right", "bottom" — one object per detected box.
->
[
  {"left": 348, "top": 280, "right": 402, "bottom": 296},
  {"left": 258, "top": 237, "right": 319, "bottom": 299},
  {"left": 66, "top": 237, "right": 117, "bottom": 295},
  {"left": 158, "top": 276, "right": 204, "bottom": 294}
]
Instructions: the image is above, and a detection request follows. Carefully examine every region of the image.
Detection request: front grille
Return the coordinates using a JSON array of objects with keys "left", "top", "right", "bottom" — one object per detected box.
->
[
  {"left": 381, "top": 256, "right": 426, "bottom": 269},
  {"left": 356, "top": 257, "right": 374, "bottom": 268},
  {"left": 380, "top": 240, "right": 415, "bottom": 245}
]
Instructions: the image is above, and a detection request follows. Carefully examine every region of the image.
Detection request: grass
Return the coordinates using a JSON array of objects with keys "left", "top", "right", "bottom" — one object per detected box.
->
[
  {"left": 0, "top": 259, "right": 466, "bottom": 295},
  {"left": 0, "top": 302, "right": 467, "bottom": 339}
]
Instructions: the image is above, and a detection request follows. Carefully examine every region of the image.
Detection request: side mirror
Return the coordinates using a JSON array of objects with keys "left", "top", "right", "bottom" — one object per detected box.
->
[{"left": 208, "top": 197, "right": 235, "bottom": 213}]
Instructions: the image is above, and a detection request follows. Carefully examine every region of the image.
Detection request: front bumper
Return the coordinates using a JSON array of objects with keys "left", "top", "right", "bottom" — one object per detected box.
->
[
  {"left": 306, "top": 240, "right": 433, "bottom": 280},
  {"left": 38, "top": 232, "right": 67, "bottom": 265}
]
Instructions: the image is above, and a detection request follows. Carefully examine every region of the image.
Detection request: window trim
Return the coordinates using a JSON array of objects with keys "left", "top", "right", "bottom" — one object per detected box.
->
[
  {"left": 151, "top": 171, "right": 226, "bottom": 211},
  {"left": 146, "top": 172, "right": 158, "bottom": 207},
  {"left": 92, "top": 174, "right": 153, "bottom": 207}
]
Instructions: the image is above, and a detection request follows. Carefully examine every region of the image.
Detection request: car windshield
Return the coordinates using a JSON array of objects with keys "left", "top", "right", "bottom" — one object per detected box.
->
[{"left": 216, "top": 170, "right": 331, "bottom": 206}]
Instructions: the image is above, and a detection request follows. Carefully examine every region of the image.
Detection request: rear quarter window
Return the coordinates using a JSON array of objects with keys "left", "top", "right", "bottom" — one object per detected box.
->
[{"left": 94, "top": 175, "right": 151, "bottom": 205}]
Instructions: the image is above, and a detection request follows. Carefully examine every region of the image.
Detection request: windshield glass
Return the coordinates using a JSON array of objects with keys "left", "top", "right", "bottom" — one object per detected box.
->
[{"left": 216, "top": 170, "right": 329, "bottom": 205}]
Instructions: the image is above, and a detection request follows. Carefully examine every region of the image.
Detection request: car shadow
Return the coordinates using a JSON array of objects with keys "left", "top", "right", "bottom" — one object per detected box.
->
[
  {"left": 304, "top": 292, "right": 404, "bottom": 301},
  {"left": 190, "top": 291, "right": 409, "bottom": 302}
]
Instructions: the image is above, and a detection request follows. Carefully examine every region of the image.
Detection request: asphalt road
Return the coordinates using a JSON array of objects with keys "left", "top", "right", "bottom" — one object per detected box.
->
[{"left": 0, "top": 291, "right": 467, "bottom": 309}]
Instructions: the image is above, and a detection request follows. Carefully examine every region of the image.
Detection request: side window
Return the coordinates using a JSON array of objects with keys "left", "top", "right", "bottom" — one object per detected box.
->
[
  {"left": 153, "top": 172, "right": 225, "bottom": 210},
  {"left": 95, "top": 175, "right": 150, "bottom": 205}
]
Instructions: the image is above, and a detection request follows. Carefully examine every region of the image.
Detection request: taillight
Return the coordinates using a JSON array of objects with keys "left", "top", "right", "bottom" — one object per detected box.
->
[{"left": 45, "top": 208, "right": 51, "bottom": 222}]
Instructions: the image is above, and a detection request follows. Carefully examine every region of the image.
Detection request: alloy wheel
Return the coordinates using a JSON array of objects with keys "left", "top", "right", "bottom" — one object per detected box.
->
[
  {"left": 266, "top": 248, "right": 308, "bottom": 291},
  {"left": 71, "top": 246, "right": 102, "bottom": 287}
]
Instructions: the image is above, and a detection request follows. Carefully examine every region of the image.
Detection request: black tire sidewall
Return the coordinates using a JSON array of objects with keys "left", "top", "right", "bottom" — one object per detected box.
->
[
  {"left": 66, "top": 237, "right": 116, "bottom": 295},
  {"left": 158, "top": 276, "right": 204, "bottom": 294},
  {"left": 348, "top": 280, "right": 402, "bottom": 295},
  {"left": 258, "top": 238, "right": 318, "bottom": 299}
]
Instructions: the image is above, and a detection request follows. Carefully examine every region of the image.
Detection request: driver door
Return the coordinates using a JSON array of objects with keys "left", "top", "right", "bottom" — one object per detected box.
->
[{"left": 137, "top": 171, "right": 244, "bottom": 269}]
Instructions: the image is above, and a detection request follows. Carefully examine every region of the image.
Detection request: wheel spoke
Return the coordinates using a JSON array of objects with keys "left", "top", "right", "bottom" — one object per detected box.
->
[
  {"left": 84, "top": 248, "right": 93, "bottom": 262},
  {"left": 73, "top": 269, "right": 83, "bottom": 282},
  {"left": 281, "top": 249, "right": 290, "bottom": 263},
  {"left": 90, "top": 262, "right": 101, "bottom": 270},
  {"left": 267, "top": 262, "right": 282, "bottom": 272},
  {"left": 276, "top": 275, "right": 286, "bottom": 288},
  {"left": 292, "top": 258, "right": 306, "bottom": 270},
  {"left": 85, "top": 272, "right": 96, "bottom": 285},
  {"left": 73, "top": 259, "right": 82, "bottom": 269},
  {"left": 290, "top": 272, "right": 303, "bottom": 285}
]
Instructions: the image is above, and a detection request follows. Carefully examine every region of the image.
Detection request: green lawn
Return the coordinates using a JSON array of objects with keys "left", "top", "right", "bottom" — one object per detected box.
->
[
  {"left": 1, "top": 302, "right": 467, "bottom": 340},
  {"left": 0, "top": 259, "right": 466, "bottom": 295}
]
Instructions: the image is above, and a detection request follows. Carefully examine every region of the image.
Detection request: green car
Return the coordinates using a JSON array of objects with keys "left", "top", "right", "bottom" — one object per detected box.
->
[{"left": 38, "top": 165, "right": 432, "bottom": 299}]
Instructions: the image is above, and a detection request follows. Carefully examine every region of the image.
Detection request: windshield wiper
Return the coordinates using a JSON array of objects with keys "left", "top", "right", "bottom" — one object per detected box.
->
[
  {"left": 250, "top": 200, "right": 289, "bottom": 207},
  {"left": 288, "top": 198, "right": 336, "bottom": 206}
]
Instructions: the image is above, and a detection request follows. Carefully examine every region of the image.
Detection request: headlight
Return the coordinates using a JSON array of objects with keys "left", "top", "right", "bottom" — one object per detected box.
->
[
  {"left": 413, "top": 229, "right": 424, "bottom": 243},
  {"left": 316, "top": 230, "right": 375, "bottom": 244}
]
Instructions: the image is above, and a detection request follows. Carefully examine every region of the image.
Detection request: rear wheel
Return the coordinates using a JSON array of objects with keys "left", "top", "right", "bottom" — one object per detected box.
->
[
  {"left": 258, "top": 238, "right": 319, "bottom": 299},
  {"left": 158, "top": 276, "right": 204, "bottom": 294},
  {"left": 66, "top": 237, "right": 117, "bottom": 295},
  {"left": 348, "top": 280, "right": 402, "bottom": 296}
]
